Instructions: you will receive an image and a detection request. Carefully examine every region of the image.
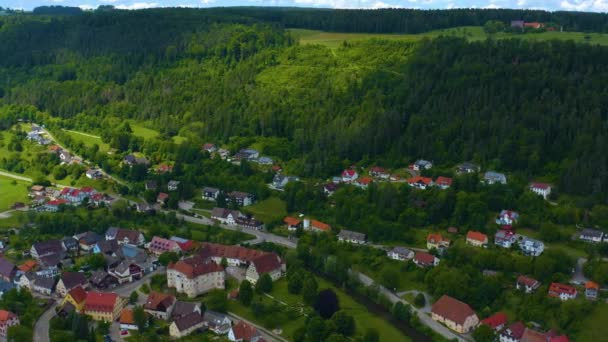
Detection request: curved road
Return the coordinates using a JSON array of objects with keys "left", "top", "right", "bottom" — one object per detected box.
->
[{"left": 34, "top": 302, "right": 57, "bottom": 342}]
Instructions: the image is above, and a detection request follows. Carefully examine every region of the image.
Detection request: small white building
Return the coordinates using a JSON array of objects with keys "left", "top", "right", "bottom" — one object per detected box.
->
[
  {"left": 529, "top": 182, "right": 552, "bottom": 199},
  {"left": 337, "top": 230, "right": 366, "bottom": 244},
  {"left": 387, "top": 247, "right": 414, "bottom": 261}
]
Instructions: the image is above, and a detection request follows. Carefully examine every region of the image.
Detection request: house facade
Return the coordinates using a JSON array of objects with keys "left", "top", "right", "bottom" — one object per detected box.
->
[
  {"left": 548, "top": 283, "right": 577, "bottom": 301},
  {"left": 84, "top": 291, "right": 125, "bottom": 322},
  {"left": 466, "top": 231, "right": 488, "bottom": 247},
  {"left": 484, "top": 171, "right": 507, "bottom": 185},
  {"left": 516, "top": 275, "right": 540, "bottom": 293},
  {"left": 148, "top": 236, "right": 181, "bottom": 256},
  {"left": 495, "top": 230, "right": 517, "bottom": 248},
  {"left": 499, "top": 321, "right": 526, "bottom": 342},
  {"left": 408, "top": 176, "right": 433, "bottom": 190},
  {"left": 245, "top": 253, "right": 284, "bottom": 284},
  {"left": 341, "top": 169, "right": 358, "bottom": 183},
  {"left": 144, "top": 292, "right": 176, "bottom": 320},
  {"left": 202, "top": 187, "right": 220, "bottom": 201},
  {"left": 211, "top": 208, "right": 242, "bottom": 226},
  {"left": 56, "top": 272, "right": 88, "bottom": 297},
  {"left": 585, "top": 281, "right": 599, "bottom": 300},
  {"left": 337, "top": 230, "right": 366, "bottom": 244},
  {"left": 426, "top": 233, "right": 450, "bottom": 250},
  {"left": 530, "top": 182, "right": 552, "bottom": 199},
  {"left": 203, "top": 310, "right": 232, "bottom": 335},
  {"left": 579, "top": 228, "right": 604, "bottom": 243},
  {"left": 413, "top": 252, "right": 439, "bottom": 267},
  {"left": 387, "top": 247, "right": 414, "bottom": 261},
  {"left": 226, "top": 191, "right": 254, "bottom": 207},
  {"left": 0, "top": 310, "right": 19, "bottom": 340},
  {"left": 169, "top": 312, "right": 205, "bottom": 338},
  {"left": 520, "top": 237, "right": 544, "bottom": 256},
  {"left": 431, "top": 295, "right": 479, "bottom": 334},
  {"left": 167, "top": 256, "right": 225, "bottom": 298}
]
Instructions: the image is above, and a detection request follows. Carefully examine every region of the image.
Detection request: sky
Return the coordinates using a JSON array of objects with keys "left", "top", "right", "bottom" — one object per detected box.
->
[{"left": 1, "top": 0, "right": 608, "bottom": 13}]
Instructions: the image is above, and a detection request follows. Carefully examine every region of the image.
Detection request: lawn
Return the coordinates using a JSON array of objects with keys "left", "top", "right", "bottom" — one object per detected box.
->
[
  {"left": 0, "top": 176, "right": 30, "bottom": 210},
  {"left": 243, "top": 197, "right": 287, "bottom": 223},
  {"left": 575, "top": 302, "right": 608, "bottom": 341},
  {"left": 130, "top": 122, "right": 160, "bottom": 139},
  {"left": 62, "top": 129, "right": 110, "bottom": 152},
  {"left": 289, "top": 26, "right": 608, "bottom": 48}
]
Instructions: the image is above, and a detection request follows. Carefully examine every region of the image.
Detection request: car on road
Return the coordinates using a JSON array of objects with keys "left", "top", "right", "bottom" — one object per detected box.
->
[{"left": 120, "top": 330, "right": 129, "bottom": 336}]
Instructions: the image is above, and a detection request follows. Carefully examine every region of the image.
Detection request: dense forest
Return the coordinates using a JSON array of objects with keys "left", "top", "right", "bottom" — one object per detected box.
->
[{"left": 1, "top": 8, "right": 608, "bottom": 201}]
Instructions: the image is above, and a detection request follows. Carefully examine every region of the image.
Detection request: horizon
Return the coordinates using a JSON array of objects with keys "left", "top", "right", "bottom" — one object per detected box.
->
[{"left": 2, "top": 0, "right": 607, "bottom": 14}]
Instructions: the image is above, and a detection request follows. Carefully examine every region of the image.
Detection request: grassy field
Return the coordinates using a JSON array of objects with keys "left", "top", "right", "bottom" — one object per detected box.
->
[
  {"left": 243, "top": 197, "right": 287, "bottom": 223},
  {"left": 575, "top": 303, "right": 608, "bottom": 341},
  {"left": 0, "top": 176, "right": 29, "bottom": 210},
  {"left": 289, "top": 26, "right": 608, "bottom": 48},
  {"left": 130, "top": 122, "right": 160, "bottom": 140},
  {"left": 62, "top": 129, "right": 110, "bottom": 152}
]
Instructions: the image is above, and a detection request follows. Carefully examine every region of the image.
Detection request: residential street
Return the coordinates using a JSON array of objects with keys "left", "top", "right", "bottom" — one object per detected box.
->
[
  {"left": 572, "top": 257, "right": 589, "bottom": 285},
  {"left": 33, "top": 301, "right": 57, "bottom": 342}
]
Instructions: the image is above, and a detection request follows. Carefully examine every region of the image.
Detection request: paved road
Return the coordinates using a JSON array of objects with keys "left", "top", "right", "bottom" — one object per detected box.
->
[
  {"left": 571, "top": 257, "right": 589, "bottom": 285},
  {"left": 397, "top": 290, "right": 433, "bottom": 312},
  {"left": 33, "top": 301, "right": 57, "bottom": 342}
]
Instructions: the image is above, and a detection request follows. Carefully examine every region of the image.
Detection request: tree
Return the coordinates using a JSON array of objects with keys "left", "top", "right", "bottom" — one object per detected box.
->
[
  {"left": 239, "top": 280, "right": 254, "bottom": 306},
  {"left": 414, "top": 293, "right": 426, "bottom": 307},
  {"left": 221, "top": 257, "right": 228, "bottom": 268},
  {"left": 472, "top": 324, "right": 495, "bottom": 342},
  {"left": 314, "top": 289, "right": 340, "bottom": 319},
  {"left": 133, "top": 306, "right": 148, "bottom": 332},
  {"left": 288, "top": 272, "right": 303, "bottom": 294},
  {"left": 206, "top": 290, "right": 228, "bottom": 312},
  {"left": 7, "top": 325, "right": 32, "bottom": 342},
  {"left": 129, "top": 291, "right": 139, "bottom": 305},
  {"left": 255, "top": 273, "right": 273, "bottom": 294},
  {"left": 380, "top": 266, "right": 399, "bottom": 290},
  {"left": 330, "top": 310, "right": 355, "bottom": 336},
  {"left": 84, "top": 253, "right": 106, "bottom": 270},
  {"left": 302, "top": 275, "right": 318, "bottom": 305},
  {"left": 483, "top": 20, "right": 506, "bottom": 34},
  {"left": 393, "top": 302, "right": 411, "bottom": 322},
  {"left": 363, "top": 328, "right": 379, "bottom": 342},
  {"left": 158, "top": 252, "right": 179, "bottom": 266}
]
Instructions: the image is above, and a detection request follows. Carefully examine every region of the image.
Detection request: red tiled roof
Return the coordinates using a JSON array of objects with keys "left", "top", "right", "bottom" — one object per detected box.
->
[
  {"left": 342, "top": 169, "right": 356, "bottom": 177},
  {"left": 435, "top": 176, "right": 452, "bottom": 186},
  {"left": 466, "top": 231, "right": 488, "bottom": 243},
  {"left": 311, "top": 220, "right": 331, "bottom": 232},
  {"left": 47, "top": 199, "right": 69, "bottom": 206},
  {"left": 370, "top": 166, "right": 387, "bottom": 173},
  {"left": 157, "top": 192, "right": 169, "bottom": 201},
  {"left": 357, "top": 176, "right": 373, "bottom": 185},
  {"left": 169, "top": 256, "right": 223, "bottom": 279},
  {"left": 251, "top": 253, "right": 282, "bottom": 274},
  {"left": 68, "top": 286, "right": 87, "bottom": 304},
  {"left": 0, "top": 310, "right": 16, "bottom": 322},
  {"left": 198, "top": 243, "right": 268, "bottom": 263},
  {"left": 144, "top": 292, "right": 176, "bottom": 311},
  {"left": 283, "top": 217, "right": 301, "bottom": 226},
  {"left": 549, "top": 283, "right": 576, "bottom": 296},
  {"left": 149, "top": 236, "right": 180, "bottom": 253},
  {"left": 585, "top": 281, "right": 600, "bottom": 290},
  {"left": 18, "top": 260, "right": 37, "bottom": 272},
  {"left": 408, "top": 176, "right": 433, "bottom": 185},
  {"left": 80, "top": 187, "right": 94, "bottom": 193},
  {"left": 120, "top": 308, "right": 135, "bottom": 325},
  {"left": 427, "top": 233, "right": 447, "bottom": 244},
  {"left": 530, "top": 182, "right": 551, "bottom": 190},
  {"left": 517, "top": 275, "right": 539, "bottom": 288},
  {"left": 85, "top": 291, "right": 118, "bottom": 313},
  {"left": 502, "top": 321, "right": 526, "bottom": 339},
  {"left": 231, "top": 320, "right": 258, "bottom": 341},
  {"left": 549, "top": 336, "right": 570, "bottom": 342},
  {"left": 414, "top": 252, "right": 436, "bottom": 265},
  {"left": 481, "top": 312, "right": 508, "bottom": 329},
  {"left": 522, "top": 328, "right": 549, "bottom": 342},
  {"left": 431, "top": 295, "right": 476, "bottom": 325}
]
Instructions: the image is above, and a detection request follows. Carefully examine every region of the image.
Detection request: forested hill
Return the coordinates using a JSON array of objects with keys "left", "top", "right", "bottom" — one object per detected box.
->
[{"left": 1, "top": 9, "right": 608, "bottom": 200}]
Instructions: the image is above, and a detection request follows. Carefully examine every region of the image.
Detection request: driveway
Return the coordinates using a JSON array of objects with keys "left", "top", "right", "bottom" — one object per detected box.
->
[{"left": 571, "top": 258, "right": 589, "bottom": 285}]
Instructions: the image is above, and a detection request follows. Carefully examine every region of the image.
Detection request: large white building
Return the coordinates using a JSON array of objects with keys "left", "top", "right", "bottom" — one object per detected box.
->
[{"left": 167, "top": 256, "right": 225, "bottom": 298}]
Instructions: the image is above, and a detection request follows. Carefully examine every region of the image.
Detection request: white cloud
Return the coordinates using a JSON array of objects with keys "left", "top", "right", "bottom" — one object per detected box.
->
[
  {"left": 370, "top": 1, "right": 402, "bottom": 8},
  {"left": 51, "top": 0, "right": 65, "bottom": 3},
  {"left": 483, "top": 3, "right": 500, "bottom": 8},
  {"left": 516, "top": 0, "right": 526, "bottom": 6},
  {"left": 115, "top": 2, "right": 159, "bottom": 9},
  {"left": 79, "top": 4, "right": 96, "bottom": 9},
  {"left": 560, "top": 0, "right": 608, "bottom": 10},
  {"left": 98, "top": 0, "right": 119, "bottom": 3},
  {"left": 201, "top": 0, "right": 216, "bottom": 3}
]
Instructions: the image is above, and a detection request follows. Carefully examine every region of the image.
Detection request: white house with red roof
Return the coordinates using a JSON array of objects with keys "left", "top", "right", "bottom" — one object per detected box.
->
[
  {"left": 148, "top": 236, "right": 181, "bottom": 256},
  {"left": 499, "top": 321, "right": 525, "bottom": 342},
  {"left": 84, "top": 291, "right": 125, "bottom": 322},
  {"left": 341, "top": 169, "right": 358, "bottom": 183},
  {"left": 466, "top": 231, "right": 488, "bottom": 247},
  {"left": 408, "top": 176, "right": 433, "bottom": 190},
  {"left": 355, "top": 176, "right": 373, "bottom": 189},
  {"left": 0, "top": 310, "right": 19, "bottom": 340},
  {"left": 529, "top": 182, "right": 552, "bottom": 199},
  {"left": 516, "top": 275, "right": 541, "bottom": 293},
  {"left": 413, "top": 252, "right": 439, "bottom": 267},
  {"left": 431, "top": 295, "right": 478, "bottom": 333},
  {"left": 369, "top": 166, "right": 390, "bottom": 179},
  {"left": 481, "top": 312, "right": 508, "bottom": 331},
  {"left": 245, "top": 253, "right": 284, "bottom": 284},
  {"left": 435, "top": 176, "right": 453, "bottom": 189},
  {"left": 548, "top": 283, "right": 577, "bottom": 301}
]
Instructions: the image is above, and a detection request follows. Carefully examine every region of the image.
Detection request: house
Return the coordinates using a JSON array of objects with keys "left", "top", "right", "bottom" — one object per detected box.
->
[
  {"left": 521, "top": 328, "right": 553, "bottom": 342},
  {"left": 337, "top": 230, "right": 366, "bottom": 244},
  {"left": 124, "top": 155, "right": 149, "bottom": 167},
  {"left": 43, "top": 199, "right": 69, "bottom": 212},
  {"left": 310, "top": 219, "right": 331, "bottom": 233},
  {"left": 202, "top": 143, "right": 217, "bottom": 153},
  {"left": 0, "top": 310, "right": 19, "bottom": 340},
  {"left": 168, "top": 180, "right": 180, "bottom": 191},
  {"left": 520, "top": 237, "right": 544, "bottom": 256},
  {"left": 529, "top": 182, "right": 552, "bottom": 199},
  {"left": 524, "top": 22, "right": 543, "bottom": 29},
  {"left": 284, "top": 217, "right": 302, "bottom": 231},
  {"left": 228, "top": 320, "right": 261, "bottom": 342},
  {"left": 226, "top": 191, "right": 254, "bottom": 207},
  {"left": 235, "top": 214, "right": 264, "bottom": 231},
  {"left": 456, "top": 162, "right": 479, "bottom": 174},
  {"left": 516, "top": 275, "right": 540, "bottom": 293},
  {"left": 144, "top": 292, "right": 176, "bottom": 320},
  {"left": 109, "top": 261, "right": 142, "bottom": 284},
  {"left": 495, "top": 230, "right": 517, "bottom": 248},
  {"left": 30, "top": 185, "right": 46, "bottom": 197},
  {"left": 341, "top": 169, "right": 358, "bottom": 183},
  {"left": 256, "top": 156, "right": 273, "bottom": 165},
  {"left": 511, "top": 20, "right": 525, "bottom": 28},
  {"left": 85, "top": 168, "right": 103, "bottom": 179},
  {"left": 84, "top": 291, "right": 125, "bottom": 322},
  {"left": 323, "top": 183, "right": 339, "bottom": 196},
  {"left": 245, "top": 253, "right": 284, "bottom": 284},
  {"left": 408, "top": 176, "right": 433, "bottom": 190},
  {"left": 548, "top": 283, "right": 577, "bottom": 301},
  {"left": 217, "top": 148, "right": 230, "bottom": 159},
  {"left": 145, "top": 181, "right": 157, "bottom": 191},
  {"left": 17, "top": 260, "right": 37, "bottom": 273},
  {"left": 426, "top": 233, "right": 450, "bottom": 250},
  {"left": 354, "top": 176, "right": 373, "bottom": 189},
  {"left": 387, "top": 247, "right": 414, "bottom": 261},
  {"left": 203, "top": 310, "right": 232, "bottom": 335},
  {"left": 499, "top": 321, "right": 526, "bottom": 342},
  {"left": 74, "top": 231, "right": 101, "bottom": 252},
  {"left": 156, "top": 164, "right": 173, "bottom": 174},
  {"left": 585, "top": 281, "right": 600, "bottom": 300},
  {"left": 431, "top": 295, "right": 479, "bottom": 334},
  {"left": 62, "top": 237, "right": 79, "bottom": 254},
  {"left": 157, "top": 192, "right": 169, "bottom": 205},
  {"left": 496, "top": 210, "right": 519, "bottom": 226},
  {"left": 484, "top": 171, "right": 507, "bottom": 185},
  {"left": 62, "top": 286, "right": 87, "bottom": 313},
  {"left": 369, "top": 166, "right": 390, "bottom": 179},
  {"left": 119, "top": 308, "right": 138, "bottom": 331},
  {"left": 413, "top": 159, "right": 433, "bottom": 171},
  {"left": 0, "top": 280, "right": 15, "bottom": 298},
  {"left": 413, "top": 252, "right": 439, "bottom": 267},
  {"left": 481, "top": 312, "right": 508, "bottom": 331},
  {"left": 169, "top": 312, "right": 205, "bottom": 338},
  {"left": 435, "top": 176, "right": 452, "bottom": 189},
  {"left": 93, "top": 240, "right": 119, "bottom": 256},
  {"left": 32, "top": 275, "right": 56, "bottom": 295},
  {"left": 59, "top": 150, "right": 72, "bottom": 163},
  {"left": 106, "top": 228, "right": 145, "bottom": 246},
  {"left": 197, "top": 243, "right": 269, "bottom": 268},
  {"left": 148, "top": 236, "right": 181, "bottom": 256},
  {"left": 171, "top": 301, "right": 201, "bottom": 320},
  {"left": 0, "top": 258, "right": 16, "bottom": 282},
  {"left": 202, "top": 187, "right": 220, "bottom": 201},
  {"left": 167, "top": 256, "right": 225, "bottom": 298},
  {"left": 211, "top": 208, "right": 242, "bottom": 226},
  {"left": 579, "top": 228, "right": 604, "bottom": 243},
  {"left": 235, "top": 149, "right": 259, "bottom": 161},
  {"left": 56, "top": 272, "right": 88, "bottom": 297},
  {"left": 466, "top": 231, "right": 488, "bottom": 247},
  {"left": 89, "top": 271, "right": 117, "bottom": 289}
]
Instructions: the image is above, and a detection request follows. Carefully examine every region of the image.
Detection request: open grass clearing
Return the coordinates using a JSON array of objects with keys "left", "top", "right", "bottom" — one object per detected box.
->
[
  {"left": 62, "top": 129, "right": 110, "bottom": 152},
  {"left": 243, "top": 197, "right": 287, "bottom": 223},
  {"left": 0, "top": 176, "right": 29, "bottom": 210}
]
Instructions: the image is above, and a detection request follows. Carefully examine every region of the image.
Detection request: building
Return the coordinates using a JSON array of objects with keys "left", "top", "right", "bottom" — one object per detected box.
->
[
  {"left": 235, "top": 149, "right": 259, "bottom": 161},
  {"left": 484, "top": 171, "right": 507, "bottom": 185},
  {"left": 105, "top": 228, "right": 146, "bottom": 246},
  {"left": 511, "top": 20, "right": 525, "bottom": 28},
  {"left": 0, "top": 258, "right": 16, "bottom": 282},
  {"left": 32, "top": 275, "right": 56, "bottom": 295},
  {"left": 211, "top": 208, "right": 242, "bottom": 226},
  {"left": 466, "top": 231, "right": 488, "bottom": 247},
  {"left": 16, "top": 272, "right": 35, "bottom": 291},
  {"left": 109, "top": 261, "right": 142, "bottom": 284},
  {"left": 202, "top": 187, "right": 220, "bottom": 201},
  {"left": 413, "top": 159, "right": 433, "bottom": 171},
  {"left": 89, "top": 271, "right": 117, "bottom": 289},
  {"left": 167, "top": 256, "right": 225, "bottom": 298},
  {"left": 354, "top": 176, "right": 373, "bottom": 189},
  {"left": 495, "top": 230, "right": 517, "bottom": 248},
  {"left": 169, "top": 312, "right": 205, "bottom": 338},
  {"left": 74, "top": 231, "right": 101, "bottom": 252},
  {"left": 435, "top": 176, "right": 452, "bottom": 189},
  {"left": 85, "top": 168, "right": 103, "bottom": 179},
  {"left": 56, "top": 272, "right": 88, "bottom": 297},
  {"left": 585, "top": 281, "right": 600, "bottom": 300},
  {"left": 203, "top": 143, "right": 217, "bottom": 153},
  {"left": 456, "top": 162, "right": 479, "bottom": 174},
  {"left": 30, "top": 240, "right": 65, "bottom": 261},
  {"left": 310, "top": 219, "right": 331, "bottom": 233},
  {"left": 148, "top": 236, "right": 181, "bottom": 256},
  {"left": 168, "top": 180, "right": 180, "bottom": 191},
  {"left": 431, "top": 295, "right": 479, "bottom": 334},
  {"left": 228, "top": 320, "right": 261, "bottom": 342},
  {"left": 157, "top": 192, "right": 169, "bottom": 205},
  {"left": 408, "top": 176, "right": 433, "bottom": 190},
  {"left": 341, "top": 169, "right": 358, "bottom": 183},
  {"left": 337, "top": 230, "right": 366, "bottom": 244},
  {"left": 144, "top": 292, "right": 176, "bottom": 320},
  {"left": 119, "top": 308, "right": 138, "bottom": 331},
  {"left": 171, "top": 301, "right": 201, "bottom": 320},
  {"left": 84, "top": 291, "right": 125, "bottom": 322},
  {"left": 499, "top": 321, "right": 526, "bottom": 342},
  {"left": 284, "top": 217, "right": 302, "bottom": 231},
  {"left": 579, "top": 228, "right": 604, "bottom": 243},
  {"left": 0, "top": 310, "right": 19, "bottom": 340},
  {"left": 245, "top": 253, "right": 284, "bottom": 284},
  {"left": 496, "top": 210, "right": 519, "bottom": 226},
  {"left": 520, "top": 237, "right": 544, "bottom": 256},
  {"left": 481, "top": 312, "right": 508, "bottom": 331},
  {"left": 62, "top": 286, "right": 87, "bottom": 313},
  {"left": 413, "top": 252, "right": 439, "bottom": 267},
  {"left": 203, "top": 310, "right": 232, "bottom": 335},
  {"left": 272, "top": 174, "right": 299, "bottom": 189},
  {"left": 426, "top": 233, "right": 450, "bottom": 250},
  {"left": 198, "top": 243, "right": 270, "bottom": 268},
  {"left": 144, "top": 181, "right": 157, "bottom": 191},
  {"left": 548, "top": 283, "right": 577, "bottom": 301},
  {"left": 516, "top": 275, "right": 540, "bottom": 293},
  {"left": 387, "top": 247, "right": 414, "bottom": 261},
  {"left": 226, "top": 191, "right": 254, "bottom": 207},
  {"left": 529, "top": 182, "right": 552, "bottom": 199},
  {"left": 369, "top": 166, "right": 390, "bottom": 179},
  {"left": 323, "top": 183, "right": 339, "bottom": 196}
]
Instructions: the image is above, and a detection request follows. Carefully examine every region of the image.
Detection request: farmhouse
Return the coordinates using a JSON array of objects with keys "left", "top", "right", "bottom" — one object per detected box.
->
[
  {"left": 431, "top": 295, "right": 479, "bottom": 334},
  {"left": 466, "top": 231, "right": 488, "bottom": 247},
  {"left": 516, "top": 275, "right": 540, "bottom": 293},
  {"left": 529, "top": 182, "right": 552, "bottom": 199},
  {"left": 548, "top": 282, "right": 577, "bottom": 301},
  {"left": 413, "top": 252, "right": 439, "bottom": 267},
  {"left": 245, "top": 253, "right": 284, "bottom": 284},
  {"left": 387, "top": 247, "right": 414, "bottom": 261},
  {"left": 144, "top": 292, "right": 176, "bottom": 320}
]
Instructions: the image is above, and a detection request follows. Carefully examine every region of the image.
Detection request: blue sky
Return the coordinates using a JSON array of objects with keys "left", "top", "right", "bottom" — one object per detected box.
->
[{"left": 2, "top": 0, "right": 608, "bottom": 13}]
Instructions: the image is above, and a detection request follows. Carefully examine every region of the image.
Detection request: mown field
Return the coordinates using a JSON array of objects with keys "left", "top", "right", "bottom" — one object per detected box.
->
[
  {"left": 0, "top": 176, "right": 29, "bottom": 210},
  {"left": 62, "top": 129, "right": 110, "bottom": 152},
  {"left": 290, "top": 26, "right": 608, "bottom": 48},
  {"left": 243, "top": 197, "right": 287, "bottom": 223}
]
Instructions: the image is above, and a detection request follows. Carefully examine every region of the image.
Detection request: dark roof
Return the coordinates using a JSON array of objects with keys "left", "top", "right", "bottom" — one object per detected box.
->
[
  {"left": 96, "top": 240, "right": 119, "bottom": 255},
  {"left": 0, "top": 258, "right": 16, "bottom": 279},
  {"left": 61, "top": 272, "right": 87, "bottom": 289},
  {"left": 115, "top": 229, "right": 141, "bottom": 243},
  {"left": 144, "top": 292, "right": 176, "bottom": 311},
  {"left": 90, "top": 271, "right": 112, "bottom": 285},
  {"left": 231, "top": 321, "right": 259, "bottom": 341},
  {"left": 173, "top": 312, "right": 204, "bottom": 331},
  {"left": 33, "top": 240, "right": 64, "bottom": 256},
  {"left": 251, "top": 253, "right": 282, "bottom": 274},
  {"left": 62, "top": 237, "right": 78, "bottom": 249},
  {"left": 172, "top": 301, "right": 199, "bottom": 319},
  {"left": 501, "top": 321, "right": 526, "bottom": 339},
  {"left": 76, "top": 232, "right": 101, "bottom": 245},
  {"left": 40, "top": 253, "right": 63, "bottom": 268},
  {"left": 431, "top": 295, "right": 476, "bottom": 325},
  {"left": 580, "top": 228, "right": 604, "bottom": 239},
  {"left": 337, "top": 229, "right": 366, "bottom": 241},
  {"left": 34, "top": 275, "right": 57, "bottom": 290}
]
